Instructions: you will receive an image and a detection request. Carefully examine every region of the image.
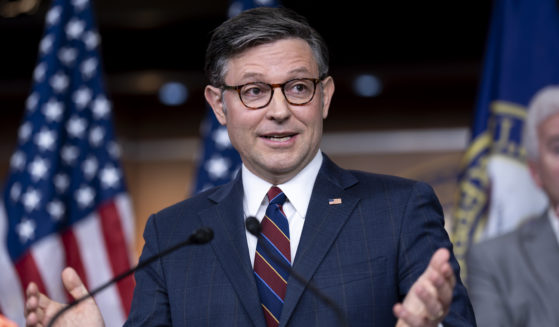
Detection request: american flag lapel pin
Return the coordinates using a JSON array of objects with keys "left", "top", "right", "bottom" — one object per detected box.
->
[{"left": 328, "top": 198, "right": 342, "bottom": 205}]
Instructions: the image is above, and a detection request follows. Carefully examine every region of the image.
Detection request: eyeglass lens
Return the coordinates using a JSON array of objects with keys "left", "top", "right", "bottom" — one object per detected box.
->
[{"left": 240, "top": 79, "right": 316, "bottom": 108}]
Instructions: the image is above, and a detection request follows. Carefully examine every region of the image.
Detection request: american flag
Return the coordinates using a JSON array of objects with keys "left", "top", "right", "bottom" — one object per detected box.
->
[
  {"left": 193, "top": 111, "right": 242, "bottom": 193},
  {"left": 0, "top": 0, "right": 135, "bottom": 325},
  {"left": 193, "top": 0, "right": 280, "bottom": 194}
]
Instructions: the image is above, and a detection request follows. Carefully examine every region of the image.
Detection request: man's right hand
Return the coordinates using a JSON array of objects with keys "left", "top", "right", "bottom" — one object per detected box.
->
[{"left": 25, "top": 267, "right": 104, "bottom": 327}]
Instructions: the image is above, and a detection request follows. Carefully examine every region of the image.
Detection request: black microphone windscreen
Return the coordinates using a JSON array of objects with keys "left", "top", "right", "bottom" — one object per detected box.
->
[
  {"left": 190, "top": 227, "right": 214, "bottom": 244},
  {"left": 245, "top": 216, "right": 261, "bottom": 236}
]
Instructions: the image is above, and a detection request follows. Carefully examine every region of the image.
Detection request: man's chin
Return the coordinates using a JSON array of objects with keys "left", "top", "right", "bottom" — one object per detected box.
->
[{"left": 249, "top": 161, "right": 306, "bottom": 183}]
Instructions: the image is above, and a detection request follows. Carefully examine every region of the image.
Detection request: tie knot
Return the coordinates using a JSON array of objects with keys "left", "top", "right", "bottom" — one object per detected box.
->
[{"left": 267, "top": 186, "right": 286, "bottom": 205}]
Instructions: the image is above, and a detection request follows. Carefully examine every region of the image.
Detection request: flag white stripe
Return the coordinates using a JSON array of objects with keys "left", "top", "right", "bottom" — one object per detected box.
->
[
  {"left": 74, "top": 213, "right": 126, "bottom": 326},
  {"left": 0, "top": 201, "right": 26, "bottom": 327},
  {"left": 31, "top": 234, "right": 66, "bottom": 303},
  {"left": 115, "top": 193, "right": 135, "bottom": 261}
]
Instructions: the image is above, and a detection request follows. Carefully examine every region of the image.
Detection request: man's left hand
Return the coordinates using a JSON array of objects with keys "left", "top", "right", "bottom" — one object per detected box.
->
[{"left": 393, "top": 248, "right": 455, "bottom": 327}]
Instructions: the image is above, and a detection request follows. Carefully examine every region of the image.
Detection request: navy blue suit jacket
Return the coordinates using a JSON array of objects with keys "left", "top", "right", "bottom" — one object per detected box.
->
[{"left": 125, "top": 156, "right": 475, "bottom": 326}]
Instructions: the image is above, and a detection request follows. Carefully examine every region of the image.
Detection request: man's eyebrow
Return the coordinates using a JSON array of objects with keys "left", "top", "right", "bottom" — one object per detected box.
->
[
  {"left": 239, "top": 72, "right": 264, "bottom": 80},
  {"left": 287, "top": 67, "right": 312, "bottom": 75},
  {"left": 237, "top": 67, "right": 314, "bottom": 83}
]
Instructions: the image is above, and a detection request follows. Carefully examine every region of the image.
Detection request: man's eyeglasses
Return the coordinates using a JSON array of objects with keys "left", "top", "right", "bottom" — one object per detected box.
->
[{"left": 222, "top": 78, "right": 321, "bottom": 109}]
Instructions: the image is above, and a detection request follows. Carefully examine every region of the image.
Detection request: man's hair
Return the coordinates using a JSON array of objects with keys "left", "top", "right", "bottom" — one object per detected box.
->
[
  {"left": 523, "top": 85, "right": 559, "bottom": 160},
  {"left": 205, "top": 7, "right": 329, "bottom": 87}
]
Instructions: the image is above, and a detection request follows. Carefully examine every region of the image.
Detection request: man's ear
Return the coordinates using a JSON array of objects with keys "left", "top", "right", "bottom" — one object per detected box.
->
[
  {"left": 527, "top": 160, "right": 543, "bottom": 188},
  {"left": 320, "top": 76, "right": 335, "bottom": 119},
  {"left": 204, "top": 85, "right": 227, "bottom": 125}
]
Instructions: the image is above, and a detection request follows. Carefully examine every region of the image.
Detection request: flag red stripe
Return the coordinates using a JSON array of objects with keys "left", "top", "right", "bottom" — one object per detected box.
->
[
  {"left": 14, "top": 251, "right": 47, "bottom": 298},
  {"left": 61, "top": 228, "right": 89, "bottom": 302},
  {"left": 98, "top": 200, "right": 134, "bottom": 314}
]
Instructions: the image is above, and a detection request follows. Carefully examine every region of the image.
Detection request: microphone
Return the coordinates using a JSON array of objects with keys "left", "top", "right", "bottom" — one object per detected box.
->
[
  {"left": 245, "top": 217, "right": 348, "bottom": 327},
  {"left": 48, "top": 227, "right": 214, "bottom": 327}
]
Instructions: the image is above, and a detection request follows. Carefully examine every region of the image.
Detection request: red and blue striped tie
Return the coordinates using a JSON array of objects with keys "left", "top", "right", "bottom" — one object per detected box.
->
[{"left": 254, "top": 186, "right": 291, "bottom": 327}]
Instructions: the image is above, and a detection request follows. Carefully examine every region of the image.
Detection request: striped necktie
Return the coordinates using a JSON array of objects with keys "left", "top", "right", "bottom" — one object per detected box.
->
[{"left": 254, "top": 186, "right": 291, "bottom": 327}]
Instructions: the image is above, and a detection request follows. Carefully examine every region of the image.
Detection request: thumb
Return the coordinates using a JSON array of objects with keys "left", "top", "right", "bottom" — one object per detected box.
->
[{"left": 61, "top": 267, "right": 89, "bottom": 300}]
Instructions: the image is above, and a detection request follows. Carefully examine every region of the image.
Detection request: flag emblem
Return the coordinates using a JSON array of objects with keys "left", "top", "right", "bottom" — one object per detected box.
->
[{"left": 328, "top": 198, "right": 342, "bottom": 205}]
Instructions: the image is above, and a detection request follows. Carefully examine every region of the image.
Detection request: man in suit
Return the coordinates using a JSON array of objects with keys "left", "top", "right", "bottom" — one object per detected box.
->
[
  {"left": 467, "top": 85, "right": 559, "bottom": 326},
  {"left": 25, "top": 7, "right": 475, "bottom": 327}
]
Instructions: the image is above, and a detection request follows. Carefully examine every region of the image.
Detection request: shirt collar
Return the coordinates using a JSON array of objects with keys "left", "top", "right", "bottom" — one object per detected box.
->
[
  {"left": 548, "top": 207, "right": 559, "bottom": 245},
  {"left": 242, "top": 151, "right": 323, "bottom": 218}
]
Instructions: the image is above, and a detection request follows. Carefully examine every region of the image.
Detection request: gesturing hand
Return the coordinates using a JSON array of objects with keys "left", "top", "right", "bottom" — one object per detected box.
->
[
  {"left": 25, "top": 267, "right": 104, "bottom": 327},
  {"left": 393, "top": 248, "right": 455, "bottom": 327}
]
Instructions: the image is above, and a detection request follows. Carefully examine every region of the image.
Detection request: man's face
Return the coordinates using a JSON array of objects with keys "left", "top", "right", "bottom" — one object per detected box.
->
[
  {"left": 529, "top": 112, "right": 559, "bottom": 211},
  {"left": 205, "top": 38, "right": 335, "bottom": 184}
]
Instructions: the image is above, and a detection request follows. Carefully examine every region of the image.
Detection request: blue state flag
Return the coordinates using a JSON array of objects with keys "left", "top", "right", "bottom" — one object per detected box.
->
[
  {"left": 192, "top": 0, "right": 280, "bottom": 194},
  {"left": 452, "top": 0, "right": 559, "bottom": 277}
]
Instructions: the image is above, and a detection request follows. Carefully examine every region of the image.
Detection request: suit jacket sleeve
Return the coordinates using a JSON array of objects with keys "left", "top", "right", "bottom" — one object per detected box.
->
[
  {"left": 124, "top": 213, "right": 172, "bottom": 327},
  {"left": 395, "top": 181, "right": 475, "bottom": 326}
]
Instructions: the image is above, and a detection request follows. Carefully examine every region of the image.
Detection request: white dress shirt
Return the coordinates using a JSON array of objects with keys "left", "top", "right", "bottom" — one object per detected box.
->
[{"left": 243, "top": 151, "right": 323, "bottom": 267}]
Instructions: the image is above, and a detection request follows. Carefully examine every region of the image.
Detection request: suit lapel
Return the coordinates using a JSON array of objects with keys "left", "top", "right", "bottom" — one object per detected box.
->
[
  {"left": 280, "top": 156, "right": 359, "bottom": 326},
  {"left": 198, "top": 175, "right": 266, "bottom": 327}
]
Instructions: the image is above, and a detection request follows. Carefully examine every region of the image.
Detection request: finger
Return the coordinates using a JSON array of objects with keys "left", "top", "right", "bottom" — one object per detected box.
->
[
  {"left": 25, "top": 283, "right": 41, "bottom": 317},
  {"left": 424, "top": 266, "right": 455, "bottom": 324},
  {"left": 415, "top": 284, "right": 444, "bottom": 322},
  {"left": 426, "top": 264, "right": 446, "bottom": 290},
  {"left": 393, "top": 303, "right": 411, "bottom": 327},
  {"left": 26, "top": 283, "right": 39, "bottom": 305},
  {"left": 426, "top": 249, "right": 455, "bottom": 294},
  {"left": 25, "top": 293, "right": 38, "bottom": 314},
  {"left": 26, "top": 282, "right": 39, "bottom": 298},
  {"left": 26, "top": 308, "right": 45, "bottom": 327},
  {"left": 437, "top": 256, "right": 455, "bottom": 280},
  {"left": 61, "top": 267, "right": 89, "bottom": 300},
  {"left": 429, "top": 248, "right": 450, "bottom": 272},
  {"left": 428, "top": 262, "right": 455, "bottom": 302},
  {"left": 25, "top": 311, "right": 38, "bottom": 327},
  {"left": 393, "top": 302, "right": 430, "bottom": 327},
  {"left": 32, "top": 287, "right": 64, "bottom": 324}
]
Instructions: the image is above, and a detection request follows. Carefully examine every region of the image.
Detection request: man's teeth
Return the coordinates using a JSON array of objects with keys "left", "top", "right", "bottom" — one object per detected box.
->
[{"left": 267, "top": 135, "right": 291, "bottom": 141}]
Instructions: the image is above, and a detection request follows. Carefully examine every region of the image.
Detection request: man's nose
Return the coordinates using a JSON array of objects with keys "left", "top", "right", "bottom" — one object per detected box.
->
[{"left": 265, "top": 88, "right": 291, "bottom": 121}]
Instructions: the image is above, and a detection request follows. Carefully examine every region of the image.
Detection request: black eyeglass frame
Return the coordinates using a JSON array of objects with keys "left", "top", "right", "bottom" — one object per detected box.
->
[{"left": 221, "top": 78, "right": 322, "bottom": 110}]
